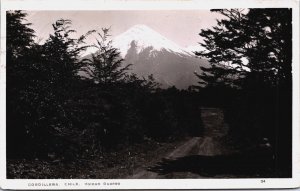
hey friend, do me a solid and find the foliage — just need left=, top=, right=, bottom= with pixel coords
left=195, top=8, right=292, bottom=176
left=6, top=13, right=95, bottom=158
left=196, top=9, right=292, bottom=89
left=6, top=10, right=35, bottom=60
left=6, top=10, right=37, bottom=157
left=7, top=12, right=204, bottom=162
left=82, top=28, right=130, bottom=85
left=195, top=9, right=247, bottom=88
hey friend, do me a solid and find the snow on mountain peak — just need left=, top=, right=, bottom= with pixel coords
left=125, top=24, right=154, bottom=33
left=112, top=24, right=190, bottom=57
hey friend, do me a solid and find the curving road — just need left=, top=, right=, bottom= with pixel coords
left=128, top=107, right=230, bottom=178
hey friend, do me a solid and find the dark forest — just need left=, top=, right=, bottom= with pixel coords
left=6, top=9, right=292, bottom=178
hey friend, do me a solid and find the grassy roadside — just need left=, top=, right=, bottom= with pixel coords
left=7, top=137, right=190, bottom=179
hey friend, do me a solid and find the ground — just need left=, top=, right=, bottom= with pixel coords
left=128, top=107, right=235, bottom=178
left=7, top=107, right=274, bottom=179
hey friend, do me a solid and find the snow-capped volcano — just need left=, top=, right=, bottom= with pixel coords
left=83, top=24, right=209, bottom=89
left=112, top=24, right=191, bottom=57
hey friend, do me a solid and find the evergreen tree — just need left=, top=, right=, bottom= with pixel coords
left=83, top=28, right=130, bottom=85
left=7, top=14, right=95, bottom=158
left=196, top=9, right=292, bottom=90
left=195, top=8, right=292, bottom=177
left=242, top=9, right=292, bottom=89
left=42, top=19, right=95, bottom=86
left=6, top=11, right=37, bottom=157
left=6, top=11, right=35, bottom=61
left=195, top=9, right=247, bottom=88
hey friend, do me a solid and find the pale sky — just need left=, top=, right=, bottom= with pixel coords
left=26, top=10, right=222, bottom=47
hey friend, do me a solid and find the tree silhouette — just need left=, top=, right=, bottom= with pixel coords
left=6, top=11, right=37, bottom=157
left=83, top=28, right=131, bottom=85
left=195, top=9, right=292, bottom=90
left=6, top=11, right=35, bottom=60
left=195, top=8, right=292, bottom=177
left=7, top=14, right=96, bottom=158
left=42, top=19, right=95, bottom=86
left=242, top=9, right=292, bottom=89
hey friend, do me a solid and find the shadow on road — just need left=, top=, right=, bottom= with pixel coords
left=148, top=150, right=276, bottom=178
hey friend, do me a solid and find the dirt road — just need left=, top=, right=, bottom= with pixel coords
left=128, top=107, right=230, bottom=178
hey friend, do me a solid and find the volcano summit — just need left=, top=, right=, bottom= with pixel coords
left=90, top=25, right=209, bottom=89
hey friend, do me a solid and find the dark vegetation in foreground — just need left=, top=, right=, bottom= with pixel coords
left=6, top=11, right=204, bottom=178
left=149, top=147, right=278, bottom=178
left=7, top=9, right=292, bottom=178
left=8, top=137, right=190, bottom=178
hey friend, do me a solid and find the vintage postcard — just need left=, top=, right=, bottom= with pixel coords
left=0, top=0, right=299, bottom=189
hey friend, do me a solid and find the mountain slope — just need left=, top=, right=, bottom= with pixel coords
left=112, top=25, right=192, bottom=57
left=83, top=24, right=209, bottom=89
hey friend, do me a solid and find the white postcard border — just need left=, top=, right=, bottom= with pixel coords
left=0, top=0, right=299, bottom=189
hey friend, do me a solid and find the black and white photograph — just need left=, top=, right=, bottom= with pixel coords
left=0, top=0, right=299, bottom=189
